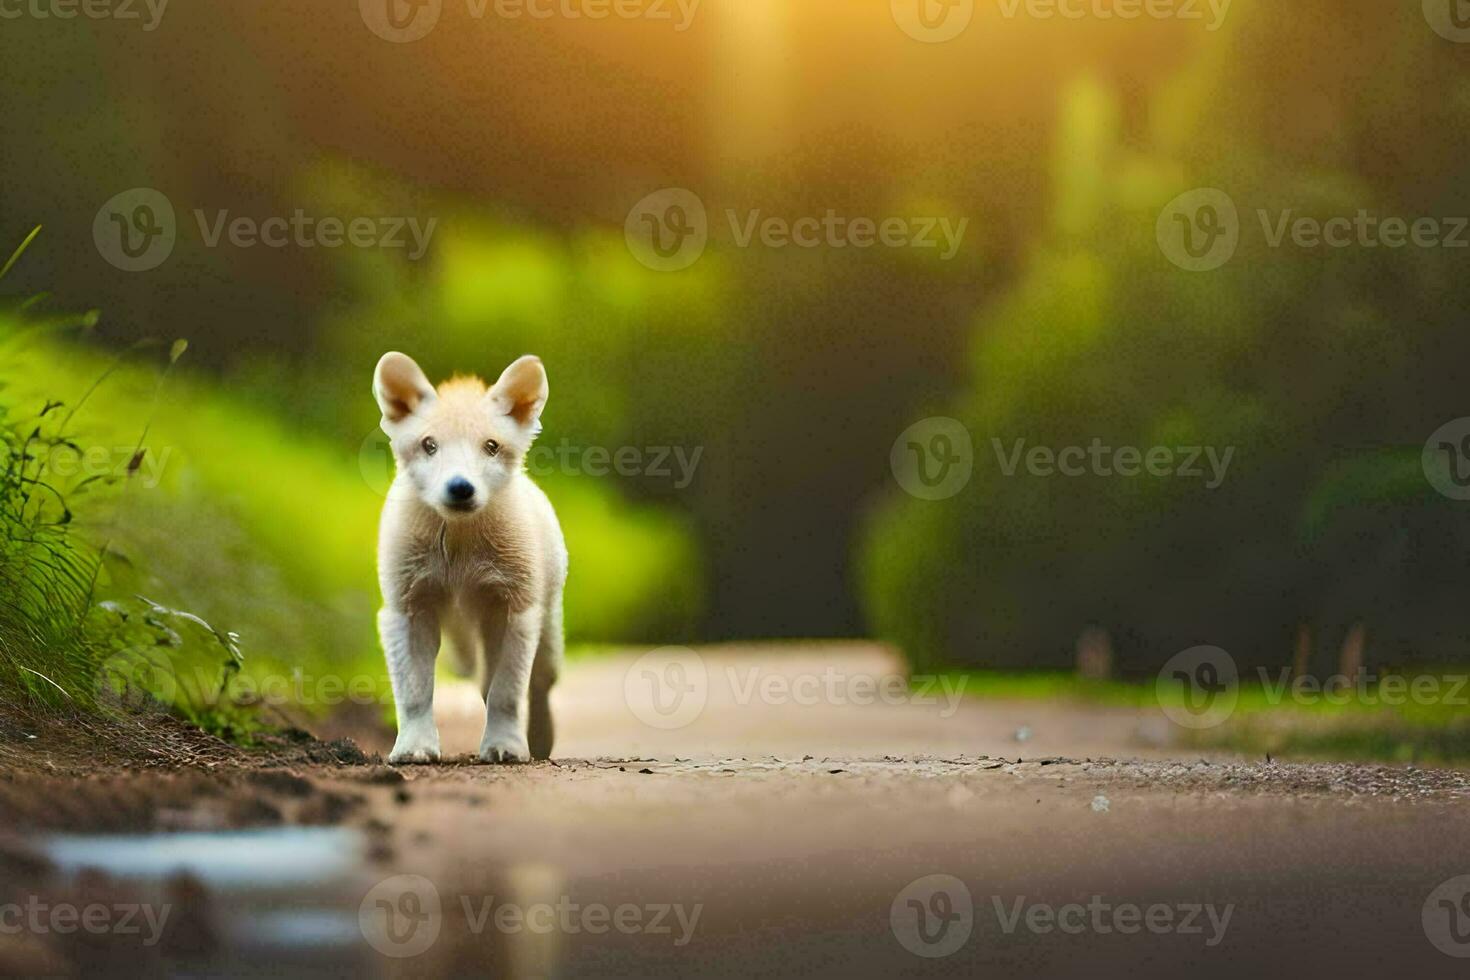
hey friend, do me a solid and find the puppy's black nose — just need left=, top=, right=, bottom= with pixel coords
left=446, top=478, right=475, bottom=502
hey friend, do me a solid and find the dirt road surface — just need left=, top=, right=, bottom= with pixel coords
left=6, top=643, right=1470, bottom=978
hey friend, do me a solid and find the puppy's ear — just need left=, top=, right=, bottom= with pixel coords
left=374, top=352, right=436, bottom=428
left=487, top=355, right=548, bottom=432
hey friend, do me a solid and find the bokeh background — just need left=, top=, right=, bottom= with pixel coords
left=3, top=0, right=1470, bottom=734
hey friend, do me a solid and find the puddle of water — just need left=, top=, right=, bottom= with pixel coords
left=41, top=827, right=363, bottom=890
left=35, top=827, right=376, bottom=977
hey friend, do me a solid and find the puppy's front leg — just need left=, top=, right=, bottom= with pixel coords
left=479, top=605, right=540, bottom=764
left=380, top=606, right=442, bottom=764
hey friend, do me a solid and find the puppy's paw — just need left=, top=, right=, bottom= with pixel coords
left=478, top=730, right=530, bottom=765
left=388, top=732, right=441, bottom=766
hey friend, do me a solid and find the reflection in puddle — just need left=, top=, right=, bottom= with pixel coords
left=37, top=827, right=374, bottom=976
left=43, top=827, right=363, bottom=888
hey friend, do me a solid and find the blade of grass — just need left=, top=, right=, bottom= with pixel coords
left=0, top=226, right=41, bottom=282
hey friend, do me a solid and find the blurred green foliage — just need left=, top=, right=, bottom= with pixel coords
left=862, top=8, right=1470, bottom=673
left=0, top=248, right=702, bottom=721
left=3, top=0, right=1469, bottom=678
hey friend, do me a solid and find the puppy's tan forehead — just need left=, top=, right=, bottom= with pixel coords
left=422, top=375, right=521, bottom=443
left=418, top=377, right=484, bottom=433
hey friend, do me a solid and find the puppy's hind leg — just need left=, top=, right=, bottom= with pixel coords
left=528, top=597, right=562, bottom=761
left=442, top=608, right=481, bottom=680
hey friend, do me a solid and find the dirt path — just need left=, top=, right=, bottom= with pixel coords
left=6, top=644, right=1470, bottom=978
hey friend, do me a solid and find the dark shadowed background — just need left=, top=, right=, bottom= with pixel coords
left=3, top=0, right=1470, bottom=696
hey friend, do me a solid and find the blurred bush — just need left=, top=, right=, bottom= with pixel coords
left=862, top=9, right=1470, bottom=673
left=0, top=291, right=702, bottom=716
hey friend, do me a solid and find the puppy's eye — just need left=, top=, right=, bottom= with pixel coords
left=484, top=439, right=501, bottom=457
left=421, top=436, right=438, bottom=456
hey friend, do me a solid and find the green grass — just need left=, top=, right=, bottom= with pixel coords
left=940, top=669, right=1470, bottom=764
left=935, top=670, right=1147, bottom=706
left=0, top=238, right=245, bottom=730
left=0, top=330, right=704, bottom=718
left=0, top=230, right=705, bottom=736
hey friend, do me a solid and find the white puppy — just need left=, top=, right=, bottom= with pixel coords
left=373, top=351, right=566, bottom=764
